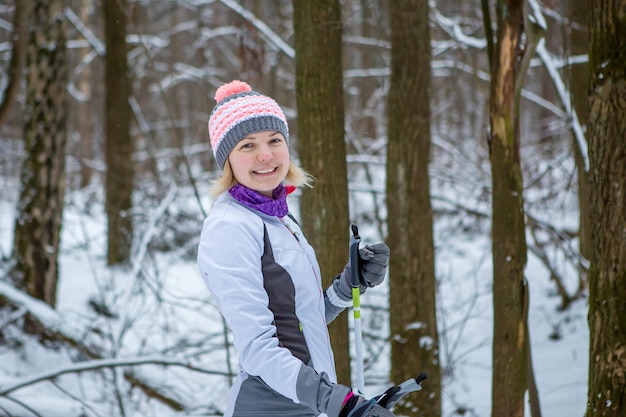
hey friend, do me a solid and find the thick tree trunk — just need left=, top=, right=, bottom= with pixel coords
left=488, top=1, right=528, bottom=417
left=292, top=0, right=351, bottom=385
left=586, top=1, right=626, bottom=415
left=104, top=0, right=134, bottom=265
left=567, top=0, right=592, bottom=283
left=11, top=0, right=68, bottom=308
left=387, top=1, right=441, bottom=416
left=76, top=0, right=94, bottom=189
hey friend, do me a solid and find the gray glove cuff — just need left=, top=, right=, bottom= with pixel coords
left=327, top=277, right=354, bottom=308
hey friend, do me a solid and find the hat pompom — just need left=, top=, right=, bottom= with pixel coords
left=214, top=80, right=252, bottom=102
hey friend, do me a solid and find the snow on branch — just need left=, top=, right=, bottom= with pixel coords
left=0, top=281, right=226, bottom=411
left=431, top=8, right=487, bottom=50
left=536, top=39, right=589, bottom=172
left=526, top=0, right=589, bottom=172
left=65, top=7, right=105, bottom=56
left=0, top=281, right=86, bottom=345
left=131, top=184, right=178, bottom=277
left=432, top=59, right=567, bottom=119
left=433, top=2, right=589, bottom=172
left=218, top=0, right=295, bottom=59
left=527, top=0, right=547, bottom=31
left=0, top=356, right=229, bottom=397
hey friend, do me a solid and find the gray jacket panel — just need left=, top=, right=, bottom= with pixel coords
left=261, top=224, right=312, bottom=364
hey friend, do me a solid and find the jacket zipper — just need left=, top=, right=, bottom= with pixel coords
left=280, top=217, right=335, bottom=368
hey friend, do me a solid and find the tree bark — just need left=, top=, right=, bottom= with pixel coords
left=76, top=0, right=95, bottom=189
left=104, top=0, right=134, bottom=265
left=586, top=1, right=626, bottom=415
left=488, top=1, right=528, bottom=417
left=292, top=0, right=351, bottom=385
left=567, top=0, right=592, bottom=283
left=11, top=0, right=68, bottom=308
left=0, top=1, right=27, bottom=130
left=387, top=1, right=441, bottom=416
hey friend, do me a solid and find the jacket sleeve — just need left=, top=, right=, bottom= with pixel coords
left=296, top=364, right=351, bottom=417
left=198, top=212, right=350, bottom=412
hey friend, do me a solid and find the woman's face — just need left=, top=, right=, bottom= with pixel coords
left=228, top=130, right=290, bottom=197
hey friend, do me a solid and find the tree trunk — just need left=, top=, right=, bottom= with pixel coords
left=11, top=0, right=68, bottom=308
left=293, top=0, right=351, bottom=386
left=76, top=0, right=95, bottom=189
left=488, top=1, right=528, bottom=417
left=0, top=1, right=27, bottom=130
left=586, top=1, right=626, bottom=415
left=566, top=0, right=592, bottom=284
left=387, top=1, right=441, bottom=416
left=104, top=0, right=134, bottom=265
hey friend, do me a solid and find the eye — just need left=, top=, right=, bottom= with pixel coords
left=239, top=142, right=254, bottom=150
left=270, top=137, right=283, bottom=144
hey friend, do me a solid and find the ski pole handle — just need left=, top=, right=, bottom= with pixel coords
left=375, top=373, right=428, bottom=410
left=349, top=224, right=361, bottom=288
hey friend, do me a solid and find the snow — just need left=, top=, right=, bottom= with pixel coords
left=0, top=1, right=593, bottom=414
left=0, top=169, right=589, bottom=417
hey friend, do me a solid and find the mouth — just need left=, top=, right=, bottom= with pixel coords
left=253, top=167, right=278, bottom=175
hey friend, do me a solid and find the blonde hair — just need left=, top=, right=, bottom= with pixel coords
left=211, top=159, right=314, bottom=196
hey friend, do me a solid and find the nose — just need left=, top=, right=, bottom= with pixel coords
left=257, top=145, right=273, bottom=162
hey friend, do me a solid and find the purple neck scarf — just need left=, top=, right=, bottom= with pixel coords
left=229, top=184, right=289, bottom=218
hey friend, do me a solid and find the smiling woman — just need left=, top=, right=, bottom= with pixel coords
left=227, top=130, right=290, bottom=197
left=208, top=81, right=311, bottom=196
left=196, top=80, right=391, bottom=417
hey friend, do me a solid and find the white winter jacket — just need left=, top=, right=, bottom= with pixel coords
left=197, top=193, right=350, bottom=417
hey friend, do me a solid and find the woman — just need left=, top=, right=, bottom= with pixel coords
left=197, top=80, right=393, bottom=417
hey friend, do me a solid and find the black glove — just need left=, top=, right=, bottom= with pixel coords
left=339, top=394, right=396, bottom=417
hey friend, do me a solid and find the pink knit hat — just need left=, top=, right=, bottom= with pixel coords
left=208, top=80, right=289, bottom=169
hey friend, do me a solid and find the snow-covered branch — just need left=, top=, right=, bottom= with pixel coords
left=431, top=8, right=487, bottom=50
left=131, top=185, right=178, bottom=277
left=65, top=7, right=105, bottom=56
left=536, top=39, right=589, bottom=172
left=218, top=0, right=295, bottom=59
left=0, top=281, right=87, bottom=347
left=0, top=281, right=224, bottom=412
left=0, top=356, right=229, bottom=397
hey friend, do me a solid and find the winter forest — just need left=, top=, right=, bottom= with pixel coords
left=0, top=0, right=625, bottom=417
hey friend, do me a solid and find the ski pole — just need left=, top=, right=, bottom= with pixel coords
left=374, top=373, right=428, bottom=410
left=349, top=224, right=365, bottom=395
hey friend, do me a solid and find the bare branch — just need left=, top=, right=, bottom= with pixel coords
left=0, top=356, right=229, bottom=397
left=218, top=0, right=295, bottom=59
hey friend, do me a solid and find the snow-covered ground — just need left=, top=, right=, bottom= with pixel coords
left=0, top=175, right=588, bottom=417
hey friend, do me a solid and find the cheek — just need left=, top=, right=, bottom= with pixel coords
left=228, top=156, right=249, bottom=178
left=278, top=148, right=290, bottom=163
left=230, top=154, right=251, bottom=169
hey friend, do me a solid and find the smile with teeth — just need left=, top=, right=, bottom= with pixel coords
left=254, top=167, right=277, bottom=174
